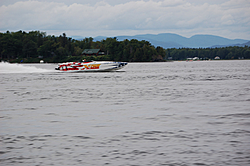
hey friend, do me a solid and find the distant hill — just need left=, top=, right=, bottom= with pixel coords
left=73, top=33, right=249, bottom=48
left=211, top=41, right=250, bottom=48
left=71, top=36, right=85, bottom=40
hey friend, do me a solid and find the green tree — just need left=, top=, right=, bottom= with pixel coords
left=0, top=33, right=18, bottom=59
left=54, top=46, right=67, bottom=62
left=38, top=40, right=56, bottom=58
left=22, top=38, right=37, bottom=58
left=244, top=49, right=250, bottom=59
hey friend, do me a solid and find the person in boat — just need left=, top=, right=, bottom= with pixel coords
left=79, top=59, right=87, bottom=63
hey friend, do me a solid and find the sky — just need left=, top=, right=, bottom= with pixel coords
left=0, top=0, right=250, bottom=40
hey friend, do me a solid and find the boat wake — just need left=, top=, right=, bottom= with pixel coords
left=0, top=62, right=51, bottom=74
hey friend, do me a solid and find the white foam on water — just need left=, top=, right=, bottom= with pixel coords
left=0, top=62, right=51, bottom=73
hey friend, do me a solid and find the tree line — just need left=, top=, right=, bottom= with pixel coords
left=0, top=30, right=249, bottom=63
left=166, top=46, right=250, bottom=60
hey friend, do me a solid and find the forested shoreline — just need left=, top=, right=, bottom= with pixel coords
left=1, top=30, right=250, bottom=63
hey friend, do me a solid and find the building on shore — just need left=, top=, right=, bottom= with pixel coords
left=82, top=49, right=105, bottom=56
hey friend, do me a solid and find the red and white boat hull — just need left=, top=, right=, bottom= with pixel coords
left=55, top=61, right=127, bottom=72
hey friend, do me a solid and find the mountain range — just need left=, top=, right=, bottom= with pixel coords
left=72, top=33, right=249, bottom=48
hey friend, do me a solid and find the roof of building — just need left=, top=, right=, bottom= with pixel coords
left=82, top=49, right=100, bottom=54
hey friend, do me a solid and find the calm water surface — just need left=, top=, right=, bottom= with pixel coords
left=0, top=60, right=250, bottom=166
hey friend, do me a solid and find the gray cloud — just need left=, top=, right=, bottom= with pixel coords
left=0, top=0, right=249, bottom=39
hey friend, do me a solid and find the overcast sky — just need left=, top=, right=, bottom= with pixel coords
left=0, top=0, right=249, bottom=40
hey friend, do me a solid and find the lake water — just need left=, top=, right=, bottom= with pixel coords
left=0, top=60, right=250, bottom=166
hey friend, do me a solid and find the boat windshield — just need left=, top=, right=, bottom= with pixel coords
left=82, top=60, right=93, bottom=62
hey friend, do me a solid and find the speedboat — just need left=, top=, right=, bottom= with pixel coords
left=55, top=60, right=128, bottom=72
